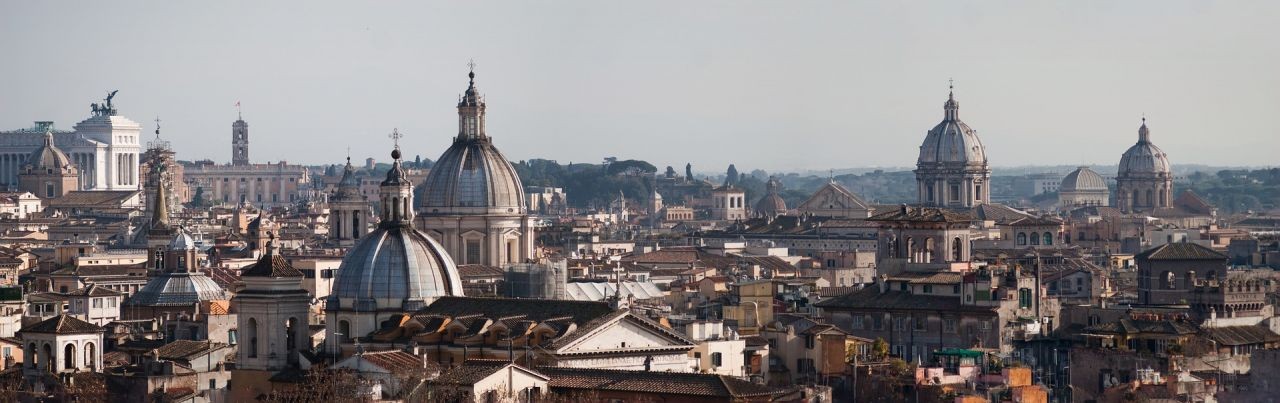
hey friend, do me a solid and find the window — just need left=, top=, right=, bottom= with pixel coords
left=950, top=184, right=960, bottom=201
left=466, top=240, right=482, bottom=264
left=914, top=314, right=926, bottom=331
left=975, top=184, right=982, bottom=200
left=894, top=317, right=907, bottom=331
left=944, top=318, right=957, bottom=333
left=851, top=315, right=864, bottom=330
left=45, top=182, right=54, bottom=198
left=923, top=285, right=932, bottom=294
left=92, top=298, right=101, bottom=308
left=927, top=186, right=934, bottom=201
left=872, top=315, right=883, bottom=330
left=1043, top=232, right=1053, bottom=246
left=1019, top=288, right=1032, bottom=309
left=1030, top=233, right=1040, bottom=245
left=711, top=352, right=722, bottom=367
left=953, top=285, right=960, bottom=294
left=804, top=335, right=815, bottom=349
left=108, top=298, right=116, bottom=308
left=1017, top=232, right=1027, bottom=245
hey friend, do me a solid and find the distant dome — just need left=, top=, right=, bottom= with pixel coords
left=334, top=158, right=362, bottom=200
left=755, top=177, right=787, bottom=216
left=1060, top=166, right=1107, bottom=192
left=329, top=223, right=462, bottom=311
left=917, top=91, right=986, bottom=166
left=1118, top=121, right=1171, bottom=176
left=25, top=130, right=77, bottom=174
left=128, top=272, right=228, bottom=307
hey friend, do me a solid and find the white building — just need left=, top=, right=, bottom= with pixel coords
left=0, top=94, right=142, bottom=191
left=18, top=314, right=104, bottom=374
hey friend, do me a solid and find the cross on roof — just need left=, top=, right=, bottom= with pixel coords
left=389, top=128, right=402, bottom=148
left=468, top=58, right=476, bottom=73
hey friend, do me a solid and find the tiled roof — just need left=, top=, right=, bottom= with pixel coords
left=869, top=206, right=974, bottom=223
left=1083, top=319, right=1197, bottom=336
left=1136, top=243, right=1227, bottom=261
left=21, top=314, right=101, bottom=334
left=540, top=366, right=776, bottom=398
left=433, top=359, right=513, bottom=385
left=968, top=204, right=1032, bottom=224
left=240, top=252, right=303, bottom=277
left=419, top=297, right=614, bottom=325
left=61, top=284, right=124, bottom=297
left=1204, top=326, right=1280, bottom=346
left=1008, top=216, right=1063, bottom=226
left=358, top=350, right=432, bottom=373
left=47, top=191, right=140, bottom=207
left=155, top=340, right=225, bottom=361
left=815, top=287, right=996, bottom=313
left=458, top=264, right=504, bottom=279
left=890, top=272, right=963, bottom=285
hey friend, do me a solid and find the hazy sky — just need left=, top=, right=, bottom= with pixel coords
left=2, top=1, right=1276, bottom=172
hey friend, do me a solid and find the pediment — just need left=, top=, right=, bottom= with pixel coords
left=798, top=183, right=870, bottom=212
left=554, top=313, right=693, bottom=354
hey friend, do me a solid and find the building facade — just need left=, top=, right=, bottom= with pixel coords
left=183, top=116, right=311, bottom=207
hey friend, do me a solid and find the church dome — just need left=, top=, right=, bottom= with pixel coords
left=334, top=157, right=362, bottom=200
left=755, top=177, right=787, bottom=216
left=330, top=145, right=462, bottom=312
left=1060, top=166, right=1107, bottom=192
left=25, top=130, right=77, bottom=174
left=420, top=71, right=526, bottom=215
left=1118, top=120, right=1171, bottom=177
left=917, top=90, right=986, bottom=166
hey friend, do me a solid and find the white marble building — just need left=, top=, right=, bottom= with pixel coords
left=0, top=95, right=141, bottom=191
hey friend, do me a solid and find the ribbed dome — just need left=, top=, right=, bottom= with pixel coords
left=918, top=91, right=986, bottom=166
left=168, top=231, right=196, bottom=251
left=329, top=224, right=463, bottom=311
left=25, top=130, right=76, bottom=174
left=128, top=271, right=228, bottom=307
left=1118, top=121, right=1171, bottom=176
left=420, top=71, right=526, bottom=215
left=1060, top=166, right=1107, bottom=192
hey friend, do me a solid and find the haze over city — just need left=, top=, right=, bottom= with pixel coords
left=2, top=1, right=1277, bottom=171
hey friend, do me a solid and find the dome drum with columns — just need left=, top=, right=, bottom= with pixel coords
left=1116, top=119, right=1173, bottom=213
left=326, top=142, right=463, bottom=347
left=915, top=86, right=990, bottom=208
left=1059, top=166, right=1109, bottom=208
left=417, top=69, right=535, bottom=267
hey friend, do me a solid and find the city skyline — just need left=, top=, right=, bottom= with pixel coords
left=2, top=1, right=1276, bottom=171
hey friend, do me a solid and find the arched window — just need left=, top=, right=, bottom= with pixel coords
left=952, top=237, right=963, bottom=262
left=84, top=342, right=96, bottom=370
left=905, top=237, right=916, bottom=263
left=1017, top=233, right=1027, bottom=246
left=64, top=343, right=76, bottom=371
left=352, top=212, right=360, bottom=238
left=1164, top=271, right=1176, bottom=289
left=43, top=343, right=52, bottom=372
left=1131, top=192, right=1139, bottom=207
left=924, top=238, right=936, bottom=264
left=247, top=318, right=259, bottom=358
left=1186, top=271, right=1197, bottom=288
left=339, top=320, right=351, bottom=343
left=1159, top=190, right=1167, bottom=206
left=1030, top=233, right=1040, bottom=245
left=1145, top=190, right=1153, bottom=206
left=1043, top=232, right=1053, bottom=246
left=27, top=343, right=36, bottom=370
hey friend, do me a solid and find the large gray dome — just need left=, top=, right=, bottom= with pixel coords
left=420, top=140, right=525, bottom=214
left=917, top=92, right=986, bottom=166
left=420, top=71, right=526, bottom=216
left=1118, top=122, right=1171, bottom=176
left=1060, top=166, right=1107, bottom=192
left=328, top=223, right=463, bottom=312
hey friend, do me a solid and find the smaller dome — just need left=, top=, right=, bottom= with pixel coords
left=334, top=157, right=362, bottom=200
left=755, top=194, right=787, bottom=216
left=25, top=130, right=76, bottom=174
left=1060, top=167, right=1107, bottom=192
left=168, top=230, right=196, bottom=251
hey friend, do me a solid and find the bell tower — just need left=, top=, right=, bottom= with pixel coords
left=232, top=112, right=249, bottom=166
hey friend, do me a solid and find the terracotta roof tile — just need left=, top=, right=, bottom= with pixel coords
left=21, top=314, right=101, bottom=334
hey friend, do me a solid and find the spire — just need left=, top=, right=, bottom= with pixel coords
left=153, top=167, right=171, bottom=229
left=943, top=79, right=959, bottom=121
left=1138, top=116, right=1150, bottom=143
